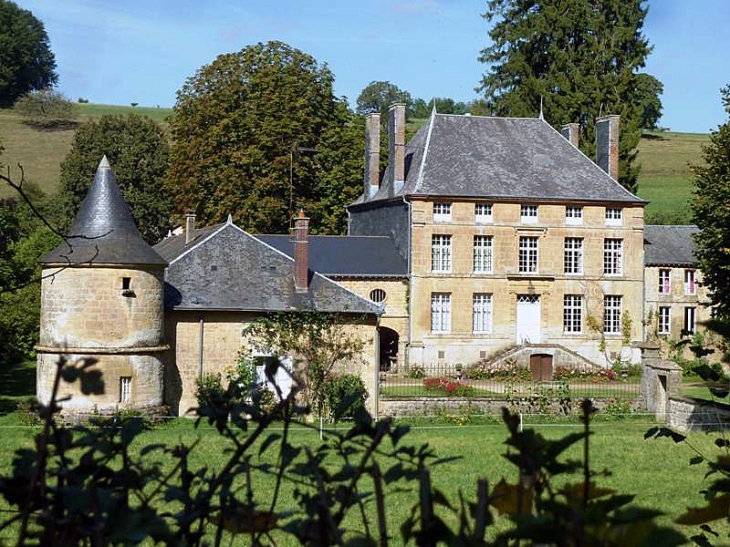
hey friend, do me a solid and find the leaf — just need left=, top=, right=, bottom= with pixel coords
left=690, top=456, right=705, bottom=465
left=676, top=494, right=730, bottom=525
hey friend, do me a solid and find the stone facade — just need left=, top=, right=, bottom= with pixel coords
left=407, top=199, right=645, bottom=369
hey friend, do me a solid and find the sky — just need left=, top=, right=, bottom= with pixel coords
left=19, top=0, right=730, bottom=134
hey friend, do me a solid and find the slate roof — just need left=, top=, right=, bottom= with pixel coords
left=42, top=156, right=167, bottom=266
left=157, top=221, right=382, bottom=315
left=256, top=235, right=407, bottom=277
left=644, top=225, right=699, bottom=267
left=352, top=113, right=644, bottom=207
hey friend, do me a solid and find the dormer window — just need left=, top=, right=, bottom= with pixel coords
left=605, top=207, right=622, bottom=226
left=520, top=204, right=538, bottom=224
left=566, top=206, right=583, bottom=225
left=475, top=203, right=493, bottom=223
left=433, top=202, right=452, bottom=223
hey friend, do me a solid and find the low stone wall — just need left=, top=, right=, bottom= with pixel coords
left=667, top=397, right=730, bottom=432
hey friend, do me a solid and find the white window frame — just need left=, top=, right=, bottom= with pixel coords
left=603, top=295, right=622, bottom=335
left=520, top=204, right=538, bottom=224
left=659, top=269, right=671, bottom=294
left=473, top=235, right=493, bottom=273
left=120, top=376, right=132, bottom=403
left=605, top=207, right=623, bottom=226
left=563, top=295, right=583, bottom=334
left=603, top=238, right=623, bottom=276
left=431, top=293, right=451, bottom=333
left=475, top=203, right=493, bottom=223
left=684, top=270, right=697, bottom=295
left=433, top=202, right=452, bottom=223
left=431, top=234, right=452, bottom=273
left=564, top=237, right=584, bottom=275
left=658, top=306, right=671, bottom=335
left=472, top=293, right=493, bottom=333
left=566, top=206, right=583, bottom=226
left=684, top=306, right=696, bottom=334
left=519, top=236, right=539, bottom=273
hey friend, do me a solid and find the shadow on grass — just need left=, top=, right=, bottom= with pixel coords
left=641, top=132, right=668, bottom=141
left=0, top=360, right=35, bottom=416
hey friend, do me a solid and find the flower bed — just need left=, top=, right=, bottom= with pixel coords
left=423, top=377, right=475, bottom=396
left=554, top=366, right=616, bottom=383
left=464, top=360, right=532, bottom=382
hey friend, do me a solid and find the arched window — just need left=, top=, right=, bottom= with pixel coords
left=369, top=289, right=386, bottom=303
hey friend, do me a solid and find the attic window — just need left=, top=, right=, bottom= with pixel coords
left=369, top=289, right=387, bottom=303
left=433, top=202, right=452, bottom=222
left=210, top=265, right=218, bottom=271
left=475, top=203, right=493, bottom=223
left=605, top=207, right=622, bottom=226
left=566, top=206, right=583, bottom=225
left=520, top=204, right=538, bottom=224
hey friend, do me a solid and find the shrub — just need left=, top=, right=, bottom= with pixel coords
left=423, top=377, right=475, bottom=396
left=554, top=366, right=616, bottom=383
left=464, top=359, right=532, bottom=381
left=408, top=364, right=425, bottom=379
left=13, top=88, right=77, bottom=129
left=324, top=373, right=368, bottom=420
left=195, top=372, right=225, bottom=408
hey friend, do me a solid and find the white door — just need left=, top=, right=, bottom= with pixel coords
left=516, top=295, right=541, bottom=344
left=255, top=355, right=293, bottom=399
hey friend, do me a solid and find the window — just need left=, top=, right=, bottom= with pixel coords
left=119, top=377, right=131, bottom=403
left=564, top=238, right=584, bottom=275
left=603, top=239, right=623, bottom=275
left=433, top=202, right=452, bottom=222
left=684, top=307, right=696, bottom=334
left=519, top=236, right=539, bottom=273
left=659, top=269, right=671, bottom=294
left=475, top=203, right=493, bottom=223
left=658, top=306, right=671, bottom=335
left=121, top=277, right=131, bottom=290
left=563, top=295, right=583, bottom=334
left=603, top=295, right=622, bottom=334
left=473, top=294, right=493, bottom=333
left=520, top=204, right=538, bottom=223
left=473, top=235, right=493, bottom=273
left=566, top=206, right=583, bottom=225
left=431, top=293, right=451, bottom=333
left=431, top=235, right=452, bottom=272
left=605, top=207, right=623, bottom=226
left=369, top=289, right=386, bottom=303
left=685, top=270, right=697, bottom=295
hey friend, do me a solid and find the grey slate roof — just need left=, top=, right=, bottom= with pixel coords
left=159, top=222, right=382, bottom=315
left=153, top=223, right=224, bottom=263
left=42, top=156, right=167, bottom=266
left=644, top=225, right=699, bottom=267
left=256, top=235, right=407, bottom=277
left=352, top=113, right=644, bottom=207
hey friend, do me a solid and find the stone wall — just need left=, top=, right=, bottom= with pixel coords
left=667, top=397, right=730, bottom=432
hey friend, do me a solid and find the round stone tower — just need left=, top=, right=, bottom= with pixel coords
left=36, top=156, right=168, bottom=413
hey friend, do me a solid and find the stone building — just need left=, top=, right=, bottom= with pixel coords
left=643, top=225, right=712, bottom=344
left=347, top=106, right=646, bottom=369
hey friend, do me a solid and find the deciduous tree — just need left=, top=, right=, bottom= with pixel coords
left=356, top=80, right=413, bottom=118
left=13, top=88, right=77, bottom=129
left=478, top=0, right=658, bottom=193
left=58, top=114, right=172, bottom=244
left=0, top=1, right=58, bottom=107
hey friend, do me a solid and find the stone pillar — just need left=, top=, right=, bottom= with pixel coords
left=639, top=342, right=682, bottom=420
left=294, top=210, right=310, bottom=293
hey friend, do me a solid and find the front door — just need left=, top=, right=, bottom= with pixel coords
left=516, top=295, right=541, bottom=344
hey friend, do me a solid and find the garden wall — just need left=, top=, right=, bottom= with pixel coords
left=667, top=397, right=730, bottom=432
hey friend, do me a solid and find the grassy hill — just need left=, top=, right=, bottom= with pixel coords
left=0, top=106, right=709, bottom=223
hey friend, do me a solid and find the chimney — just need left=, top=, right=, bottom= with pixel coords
left=388, top=103, right=406, bottom=193
left=596, top=115, right=620, bottom=181
left=560, top=123, right=580, bottom=148
left=364, top=113, right=381, bottom=199
left=294, top=209, right=309, bottom=293
left=185, top=211, right=196, bottom=245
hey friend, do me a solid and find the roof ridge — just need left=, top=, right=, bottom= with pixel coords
left=415, top=109, right=437, bottom=193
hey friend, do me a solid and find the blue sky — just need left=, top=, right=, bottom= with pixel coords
left=20, top=0, right=730, bottom=133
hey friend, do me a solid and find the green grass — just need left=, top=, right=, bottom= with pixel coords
left=0, top=360, right=36, bottom=415
left=76, top=102, right=173, bottom=122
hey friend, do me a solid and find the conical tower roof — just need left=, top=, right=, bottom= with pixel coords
left=42, top=156, right=167, bottom=266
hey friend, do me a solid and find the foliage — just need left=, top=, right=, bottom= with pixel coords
left=57, top=114, right=172, bottom=244
left=505, top=379, right=573, bottom=415
left=621, top=310, right=633, bottom=345
left=603, top=399, right=635, bottom=420
left=692, top=94, right=730, bottom=316
left=167, top=41, right=363, bottom=235
left=195, top=372, right=226, bottom=409
left=408, top=364, right=425, bottom=379
left=355, top=80, right=413, bottom=117
left=464, top=359, right=533, bottom=382
left=635, top=73, right=664, bottom=130
left=323, top=373, right=368, bottom=420
left=242, top=310, right=367, bottom=421
left=410, top=96, right=469, bottom=118
left=0, top=0, right=57, bottom=107
left=722, top=83, right=730, bottom=115
left=554, top=365, right=616, bottom=383
left=423, top=377, right=475, bottom=397
left=478, top=0, right=657, bottom=194
left=13, top=88, right=77, bottom=129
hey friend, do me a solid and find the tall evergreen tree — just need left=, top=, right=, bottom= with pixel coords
left=478, top=0, right=657, bottom=193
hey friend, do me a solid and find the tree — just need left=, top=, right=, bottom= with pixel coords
left=691, top=87, right=730, bottom=316
left=0, top=1, right=58, bottom=107
left=634, top=73, right=663, bottom=130
left=13, top=88, right=77, bottom=129
left=58, top=114, right=172, bottom=244
left=722, top=84, right=730, bottom=115
left=477, top=0, right=658, bottom=194
left=167, top=41, right=363, bottom=234
left=356, top=80, right=413, bottom=118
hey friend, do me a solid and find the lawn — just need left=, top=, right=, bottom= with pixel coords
left=0, top=360, right=35, bottom=416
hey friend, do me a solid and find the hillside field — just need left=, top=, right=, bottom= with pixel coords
left=0, top=106, right=709, bottom=224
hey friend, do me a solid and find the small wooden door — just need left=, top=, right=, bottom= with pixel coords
left=529, top=354, right=553, bottom=381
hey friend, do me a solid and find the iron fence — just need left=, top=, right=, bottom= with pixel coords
left=379, top=362, right=642, bottom=400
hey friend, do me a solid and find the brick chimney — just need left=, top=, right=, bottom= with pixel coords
left=388, top=103, right=406, bottom=193
left=364, top=113, right=380, bottom=199
left=596, top=115, right=620, bottom=181
left=560, top=123, right=580, bottom=148
left=294, top=209, right=309, bottom=293
left=185, top=211, right=196, bottom=245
